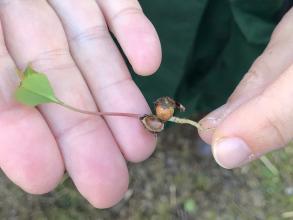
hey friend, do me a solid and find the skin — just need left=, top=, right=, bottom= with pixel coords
left=0, top=0, right=161, bottom=208
left=0, top=0, right=292, bottom=209
left=199, top=8, right=293, bottom=169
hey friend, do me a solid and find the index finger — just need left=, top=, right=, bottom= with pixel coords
left=96, top=0, right=162, bottom=75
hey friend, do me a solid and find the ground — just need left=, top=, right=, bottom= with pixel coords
left=0, top=125, right=292, bottom=220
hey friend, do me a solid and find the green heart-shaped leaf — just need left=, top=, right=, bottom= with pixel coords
left=15, top=66, right=60, bottom=106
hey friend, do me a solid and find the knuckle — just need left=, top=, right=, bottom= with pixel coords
left=248, top=55, right=272, bottom=81
left=30, top=48, right=75, bottom=72
left=258, top=95, right=288, bottom=146
left=227, top=54, right=272, bottom=104
left=263, top=111, right=287, bottom=147
left=70, top=25, right=110, bottom=43
left=55, top=116, right=100, bottom=145
left=96, top=77, right=132, bottom=92
left=110, top=6, right=142, bottom=23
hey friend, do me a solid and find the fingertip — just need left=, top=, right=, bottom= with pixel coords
left=61, top=126, right=130, bottom=209
left=115, top=14, right=162, bottom=76
left=74, top=158, right=129, bottom=209
left=0, top=107, right=64, bottom=195
left=198, top=127, right=213, bottom=145
left=86, top=174, right=129, bottom=209
left=211, top=137, right=253, bottom=169
left=2, top=140, right=65, bottom=195
left=198, top=104, right=230, bottom=144
left=97, top=80, right=158, bottom=163
left=198, top=118, right=218, bottom=145
left=16, top=161, right=64, bottom=195
left=131, top=24, right=162, bottom=76
left=122, top=128, right=157, bottom=163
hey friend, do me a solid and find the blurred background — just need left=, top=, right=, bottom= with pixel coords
left=0, top=125, right=292, bottom=219
left=1, top=0, right=293, bottom=219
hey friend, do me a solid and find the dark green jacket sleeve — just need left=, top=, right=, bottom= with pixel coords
left=132, top=0, right=283, bottom=115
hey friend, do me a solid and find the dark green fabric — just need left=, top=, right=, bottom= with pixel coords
left=132, top=0, right=283, bottom=115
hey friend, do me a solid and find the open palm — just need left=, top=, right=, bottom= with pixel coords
left=0, top=0, right=161, bottom=208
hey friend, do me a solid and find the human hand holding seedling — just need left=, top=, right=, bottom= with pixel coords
left=14, top=64, right=204, bottom=210
left=0, top=0, right=161, bottom=208
left=199, top=8, right=293, bottom=169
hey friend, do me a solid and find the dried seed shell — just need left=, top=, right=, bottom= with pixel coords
left=140, top=114, right=164, bottom=133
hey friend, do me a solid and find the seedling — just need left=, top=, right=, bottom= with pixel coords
left=140, top=97, right=203, bottom=133
left=14, top=65, right=204, bottom=133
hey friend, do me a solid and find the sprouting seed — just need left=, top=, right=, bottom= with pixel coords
left=141, top=97, right=203, bottom=133
left=154, top=97, right=185, bottom=122
left=14, top=64, right=204, bottom=134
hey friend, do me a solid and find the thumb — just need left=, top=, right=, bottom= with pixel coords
left=199, top=8, right=293, bottom=144
left=210, top=63, right=293, bottom=169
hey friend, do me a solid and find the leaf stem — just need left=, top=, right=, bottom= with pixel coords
left=168, top=116, right=203, bottom=130
left=58, top=101, right=142, bottom=118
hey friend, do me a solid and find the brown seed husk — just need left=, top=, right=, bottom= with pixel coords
left=140, top=115, right=164, bottom=133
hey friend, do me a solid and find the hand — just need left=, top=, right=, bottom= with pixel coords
left=199, top=8, right=293, bottom=169
left=0, top=0, right=161, bottom=208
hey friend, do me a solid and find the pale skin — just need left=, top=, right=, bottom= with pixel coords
left=199, top=8, right=293, bottom=169
left=0, top=0, right=291, bottom=209
left=0, top=0, right=161, bottom=208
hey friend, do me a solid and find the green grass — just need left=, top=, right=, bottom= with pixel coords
left=0, top=126, right=292, bottom=220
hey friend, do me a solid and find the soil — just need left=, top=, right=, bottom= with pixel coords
left=0, top=125, right=292, bottom=220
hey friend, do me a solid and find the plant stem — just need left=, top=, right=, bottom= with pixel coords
left=260, top=156, right=279, bottom=176
left=58, top=101, right=142, bottom=118
left=168, top=116, right=203, bottom=131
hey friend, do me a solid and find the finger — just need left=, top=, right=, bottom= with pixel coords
left=49, top=0, right=157, bottom=162
left=211, top=63, right=293, bottom=169
left=199, top=8, right=293, bottom=143
left=96, top=0, right=162, bottom=75
left=0, top=0, right=128, bottom=208
left=0, top=22, right=64, bottom=194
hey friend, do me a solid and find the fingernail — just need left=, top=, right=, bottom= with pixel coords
left=212, top=137, right=253, bottom=169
